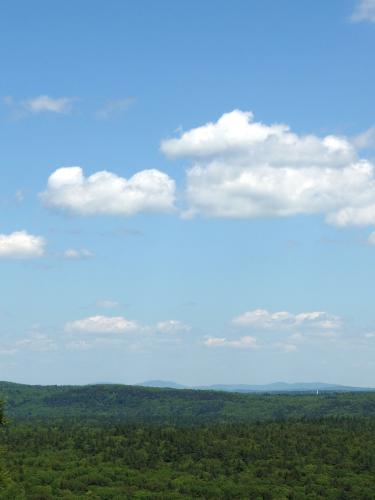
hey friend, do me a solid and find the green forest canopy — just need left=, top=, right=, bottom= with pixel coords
left=2, top=384, right=375, bottom=498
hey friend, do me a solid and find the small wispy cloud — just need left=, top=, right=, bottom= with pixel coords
left=352, top=127, right=375, bottom=149
left=24, top=95, right=75, bottom=113
left=368, top=231, right=375, bottom=245
left=96, top=97, right=135, bottom=118
left=4, top=95, right=76, bottom=117
left=204, top=335, right=260, bottom=349
left=95, top=299, right=119, bottom=309
left=65, top=315, right=140, bottom=334
left=274, top=342, right=298, bottom=353
left=351, top=0, right=375, bottom=23
left=65, top=339, right=93, bottom=351
left=232, top=309, right=341, bottom=331
left=16, top=332, right=58, bottom=352
left=0, top=348, right=18, bottom=356
left=63, top=248, right=94, bottom=260
left=156, top=320, right=191, bottom=334
left=15, top=190, right=24, bottom=203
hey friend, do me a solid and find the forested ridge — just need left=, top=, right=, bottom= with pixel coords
left=3, top=381, right=375, bottom=424
left=2, top=384, right=375, bottom=497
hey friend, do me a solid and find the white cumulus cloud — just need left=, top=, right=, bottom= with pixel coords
left=41, top=167, right=176, bottom=216
left=65, top=315, right=139, bottom=334
left=162, top=110, right=355, bottom=166
left=232, top=309, right=341, bottom=331
left=162, top=110, right=375, bottom=226
left=0, top=231, right=45, bottom=259
left=204, top=335, right=260, bottom=349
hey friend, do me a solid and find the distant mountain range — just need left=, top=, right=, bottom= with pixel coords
left=138, top=380, right=187, bottom=389
left=138, top=380, right=375, bottom=393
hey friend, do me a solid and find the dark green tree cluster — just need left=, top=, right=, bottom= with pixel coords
left=0, top=399, right=21, bottom=498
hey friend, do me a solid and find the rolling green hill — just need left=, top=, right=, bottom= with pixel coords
left=2, top=381, right=375, bottom=424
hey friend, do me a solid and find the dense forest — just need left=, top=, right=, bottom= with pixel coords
left=2, top=419, right=375, bottom=498
left=2, top=384, right=375, bottom=498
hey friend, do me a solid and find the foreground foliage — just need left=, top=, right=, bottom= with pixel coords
left=2, top=418, right=375, bottom=499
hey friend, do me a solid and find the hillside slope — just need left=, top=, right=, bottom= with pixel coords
left=2, top=381, right=375, bottom=424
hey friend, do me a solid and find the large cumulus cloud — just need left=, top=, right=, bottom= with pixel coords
left=162, top=110, right=375, bottom=226
left=41, top=167, right=176, bottom=216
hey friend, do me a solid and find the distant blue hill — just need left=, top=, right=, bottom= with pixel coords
left=137, top=380, right=186, bottom=389
left=138, top=381, right=375, bottom=393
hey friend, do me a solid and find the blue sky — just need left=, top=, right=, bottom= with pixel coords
left=1, top=0, right=375, bottom=386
